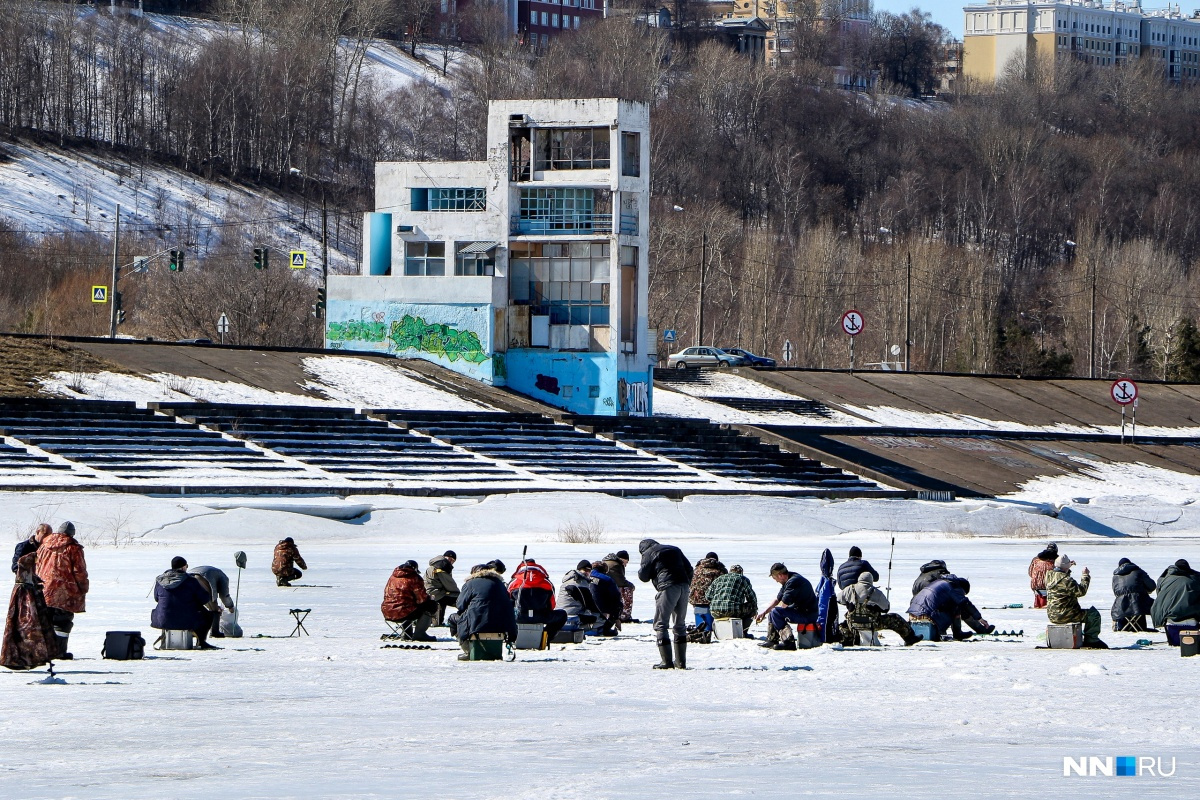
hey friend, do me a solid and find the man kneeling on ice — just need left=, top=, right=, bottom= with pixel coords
left=382, top=560, right=438, bottom=642
left=152, top=557, right=219, bottom=650
left=908, top=575, right=981, bottom=642
left=839, top=572, right=921, bottom=646
left=448, top=564, right=517, bottom=661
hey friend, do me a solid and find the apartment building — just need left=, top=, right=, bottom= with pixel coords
left=327, top=99, right=654, bottom=417
left=963, top=0, right=1200, bottom=82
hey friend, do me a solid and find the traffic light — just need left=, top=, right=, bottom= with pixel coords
left=316, top=287, right=327, bottom=311
left=169, top=250, right=184, bottom=272
left=253, top=247, right=268, bottom=270
left=116, top=309, right=126, bottom=325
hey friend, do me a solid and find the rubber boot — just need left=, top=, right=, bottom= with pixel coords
left=673, top=638, right=687, bottom=670
left=653, top=642, right=674, bottom=669
left=758, top=622, right=779, bottom=648
left=56, top=631, right=72, bottom=660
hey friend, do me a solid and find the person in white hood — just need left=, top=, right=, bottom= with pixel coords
left=837, top=572, right=922, bottom=646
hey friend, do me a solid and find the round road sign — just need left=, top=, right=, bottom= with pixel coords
left=841, top=309, right=864, bottom=337
left=1110, top=379, right=1138, bottom=406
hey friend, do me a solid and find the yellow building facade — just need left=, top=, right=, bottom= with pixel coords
left=963, top=0, right=1200, bottom=82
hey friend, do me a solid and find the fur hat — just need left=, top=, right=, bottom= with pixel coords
left=56, top=521, right=76, bottom=537
left=849, top=546, right=862, bottom=558
left=731, top=565, right=744, bottom=574
left=487, top=559, right=506, bottom=575
left=470, top=564, right=489, bottom=574
left=1055, top=554, right=1073, bottom=572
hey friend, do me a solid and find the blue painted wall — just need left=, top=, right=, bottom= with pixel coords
left=505, top=349, right=622, bottom=415
left=365, top=213, right=392, bottom=276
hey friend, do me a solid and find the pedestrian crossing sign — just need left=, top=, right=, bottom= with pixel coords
left=92, top=286, right=108, bottom=303
left=290, top=250, right=307, bottom=269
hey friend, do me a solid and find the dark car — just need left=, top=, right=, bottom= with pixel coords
left=721, top=347, right=776, bottom=367
left=177, top=338, right=213, bottom=345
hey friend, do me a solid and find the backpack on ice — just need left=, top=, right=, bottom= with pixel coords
left=102, top=631, right=145, bottom=660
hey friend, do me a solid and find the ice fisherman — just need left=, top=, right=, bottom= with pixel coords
left=589, top=561, right=622, bottom=636
left=1151, top=559, right=1200, bottom=629
left=424, top=550, right=460, bottom=626
left=448, top=564, right=516, bottom=661
left=911, top=560, right=993, bottom=637
left=638, top=538, right=694, bottom=669
left=382, top=559, right=437, bottom=642
left=11, top=524, right=49, bottom=574
left=508, top=558, right=567, bottom=642
left=1028, top=542, right=1058, bottom=609
left=272, top=537, right=307, bottom=587
left=837, top=546, right=878, bottom=590
left=35, top=521, right=88, bottom=660
left=756, top=562, right=818, bottom=651
left=1110, top=558, right=1156, bottom=633
left=1044, top=554, right=1107, bottom=649
left=603, top=551, right=635, bottom=622
left=152, top=557, right=219, bottom=650
left=188, top=565, right=237, bottom=638
left=689, top=552, right=727, bottom=632
left=838, top=571, right=921, bottom=646
left=704, top=565, right=758, bottom=636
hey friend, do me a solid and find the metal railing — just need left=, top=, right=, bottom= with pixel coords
left=511, top=213, right=614, bottom=235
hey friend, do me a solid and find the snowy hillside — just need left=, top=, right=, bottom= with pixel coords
left=0, top=10, right=459, bottom=272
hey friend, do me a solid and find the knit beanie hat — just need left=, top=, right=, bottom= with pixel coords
left=615, top=550, right=629, bottom=560
left=576, top=559, right=593, bottom=572
left=705, top=552, right=719, bottom=561
left=402, top=560, right=418, bottom=570
left=858, top=571, right=875, bottom=584
left=57, top=521, right=76, bottom=537
left=849, top=546, right=862, bottom=558
left=170, top=556, right=187, bottom=570
left=444, top=550, right=457, bottom=560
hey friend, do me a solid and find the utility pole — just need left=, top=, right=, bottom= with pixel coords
left=904, top=251, right=912, bottom=372
left=321, top=190, right=329, bottom=328
left=1089, top=258, right=1096, bottom=379
left=109, top=203, right=120, bottom=339
left=695, top=230, right=707, bottom=347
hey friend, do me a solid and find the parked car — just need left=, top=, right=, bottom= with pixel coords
left=176, top=338, right=213, bottom=345
left=721, top=347, right=776, bottom=367
left=666, top=346, right=747, bottom=370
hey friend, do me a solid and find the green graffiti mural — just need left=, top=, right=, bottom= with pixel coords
left=390, top=315, right=487, bottom=364
left=327, top=320, right=388, bottom=343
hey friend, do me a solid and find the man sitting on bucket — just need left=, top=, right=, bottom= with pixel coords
left=448, top=564, right=516, bottom=661
left=756, top=563, right=818, bottom=651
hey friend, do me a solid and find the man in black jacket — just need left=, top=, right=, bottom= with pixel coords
left=638, top=538, right=694, bottom=669
left=836, top=546, right=879, bottom=590
left=448, top=564, right=517, bottom=661
left=11, top=524, right=49, bottom=574
left=756, top=563, right=818, bottom=650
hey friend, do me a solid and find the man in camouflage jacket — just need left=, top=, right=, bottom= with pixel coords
left=1044, top=554, right=1106, bottom=648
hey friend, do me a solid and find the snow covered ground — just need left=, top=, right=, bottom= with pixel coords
left=2, top=491, right=1198, bottom=798
left=38, top=355, right=490, bottom=412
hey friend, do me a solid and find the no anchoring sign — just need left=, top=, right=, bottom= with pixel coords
left=1110, top=379, right=1138, bottom=406
left=841, top=309, right=864, bottom=337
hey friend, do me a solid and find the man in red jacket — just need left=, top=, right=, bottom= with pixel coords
left=508, top=559, right=568, bottom=642
left=382, top=560, right=437, bottom=641
left=34, top=521, right=89, bottom=659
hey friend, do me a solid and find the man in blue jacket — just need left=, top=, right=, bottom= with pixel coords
left=151, top=556, right=218, bottom=650
left=756, top=563, right=818, bottom=651
left=638, top=539, right=694, bottom=669
left=836, top=547, right=879, bottom=590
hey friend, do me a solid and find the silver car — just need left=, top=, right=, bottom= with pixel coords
left=666, top=346, right=747, bottom=370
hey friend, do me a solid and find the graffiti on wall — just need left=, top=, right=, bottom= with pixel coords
left=617, top=378, right=649, bottom=417
left=325, top=301, right=493, bottom=381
